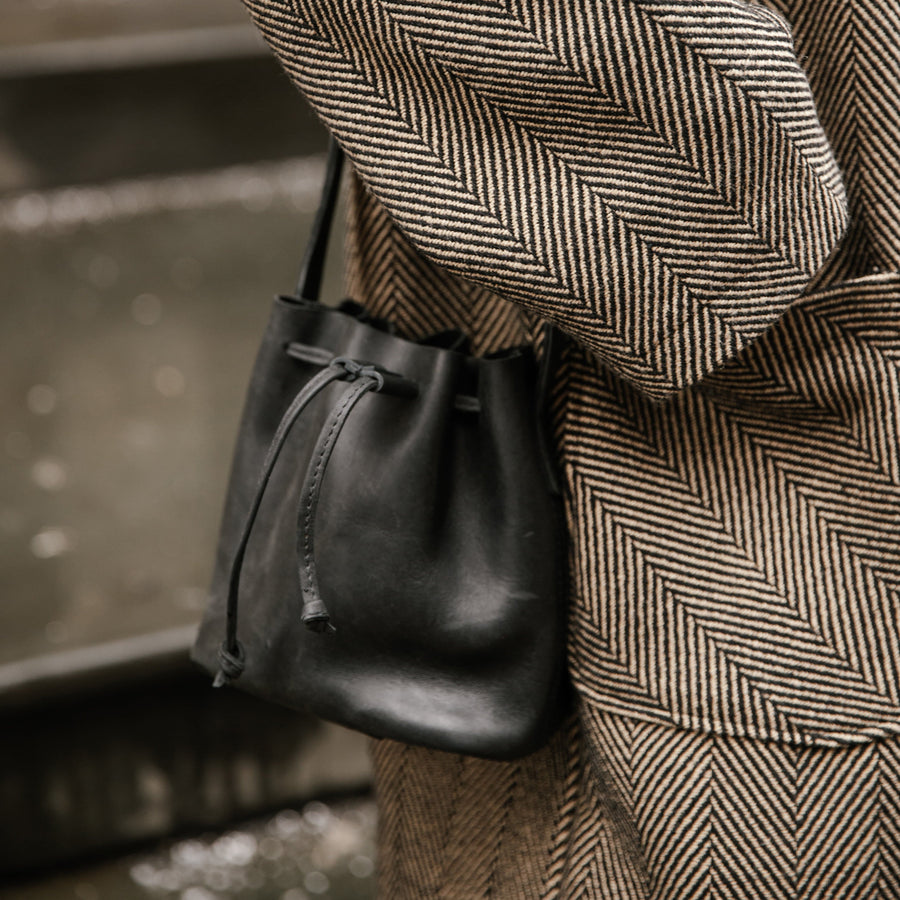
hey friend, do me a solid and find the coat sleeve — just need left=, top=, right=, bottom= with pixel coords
left=243, top=0, right=847, bottom=400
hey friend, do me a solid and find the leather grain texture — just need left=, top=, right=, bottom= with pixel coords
left=192, top=295, right=567, bottom=760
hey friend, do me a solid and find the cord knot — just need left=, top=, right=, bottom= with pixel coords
left=331, top=357, right=385, bottom=390
left=213, top=640, right=246, bottom=687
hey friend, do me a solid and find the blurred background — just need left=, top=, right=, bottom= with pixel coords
left=0, top=1, right=375, bottom=897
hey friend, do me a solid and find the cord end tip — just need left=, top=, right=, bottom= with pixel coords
left=304, top=615, right=336, bottom=635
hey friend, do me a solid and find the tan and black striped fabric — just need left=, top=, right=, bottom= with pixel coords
left=241, top=0, right=900, bottom=896
left=246, top=0, right=848, bottom=399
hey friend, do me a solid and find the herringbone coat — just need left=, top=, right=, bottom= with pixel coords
left=243, top=0, right=900, bottom=895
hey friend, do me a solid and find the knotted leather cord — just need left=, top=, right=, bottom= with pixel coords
left=215, top=363, right=354, bottom=685
left=215, top=353, right=414, bottom=683
left=296, top=364, right=385, bottom=633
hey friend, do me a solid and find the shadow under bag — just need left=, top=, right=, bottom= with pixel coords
left=191, top=140, right=569, bottom=760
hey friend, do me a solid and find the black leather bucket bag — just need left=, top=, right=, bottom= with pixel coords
left=191, top=141, right=568, bottom=760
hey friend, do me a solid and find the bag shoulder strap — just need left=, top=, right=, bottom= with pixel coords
left=295, top=137, right=345, bottom=303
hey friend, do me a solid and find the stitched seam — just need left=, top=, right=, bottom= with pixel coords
left=303, top=385, right=357, bottom=579
left=302, top=380, right=374, bottom=583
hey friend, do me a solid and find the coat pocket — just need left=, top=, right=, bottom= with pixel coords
left=564, top=272, right=900, bottom=747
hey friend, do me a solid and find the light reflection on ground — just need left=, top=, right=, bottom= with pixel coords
left=2, top=797, right=377, bottom=900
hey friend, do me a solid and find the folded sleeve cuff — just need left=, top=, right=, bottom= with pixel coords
left=246, top=0, right=848, bottom=399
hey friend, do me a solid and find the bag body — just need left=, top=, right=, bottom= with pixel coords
left=192, top=290, right=567, bottom=759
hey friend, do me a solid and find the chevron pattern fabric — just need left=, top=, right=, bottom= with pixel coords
left=241, top=0, right=900, bottom=895
left=369, top=705, right=900, bottom=898
left=768, top=0, right=900, bottom=285
left=244, top=0, right=848, bottom=398
left=564, top=270, right=900, bottom=747
left=345, top=169, right=900, bottom=899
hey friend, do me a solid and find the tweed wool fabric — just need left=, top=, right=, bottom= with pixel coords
left=241, top=0, right=900, bottom=895
left=345, top=170, right=900, bottom=899
left=243, top=0, right=848, bottom=399
left=368, top=708, right=900, bottom=898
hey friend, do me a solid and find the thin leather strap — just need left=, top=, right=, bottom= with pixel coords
left=295, top=136, right=344, bottom=303
left=296, top=372, right=384, bottom=632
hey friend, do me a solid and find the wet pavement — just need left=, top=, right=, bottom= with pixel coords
left=1, top=796, right=377, bottom=900
left=0, top=156, right=343, bottom=667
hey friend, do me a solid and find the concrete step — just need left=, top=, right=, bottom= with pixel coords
left=0, top=0, right=327, bottom=195
left=0, top=155, right=369, bottom=874
left=0, top=55, right=326, bottom=194
left=0, top=0, right=253, bottom=57
left=0, top=674, right=372, bottom=880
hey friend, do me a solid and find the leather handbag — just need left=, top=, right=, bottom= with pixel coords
left=191, top=140, right=568, bottom=760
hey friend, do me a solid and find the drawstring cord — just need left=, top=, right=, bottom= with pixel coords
left=296, top=363, right=384, bottom=633
left=214, top=350, right=417, bottom=687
